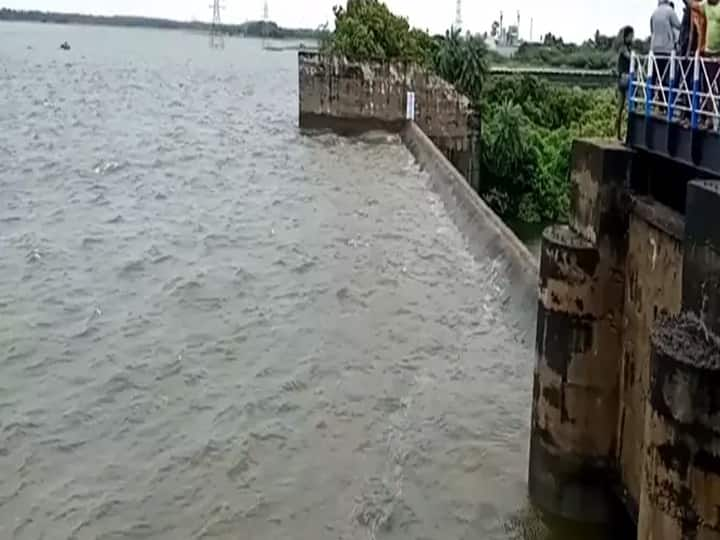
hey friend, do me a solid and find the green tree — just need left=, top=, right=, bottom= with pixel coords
left=479, top=101, right=536, bottom=217
left=323, top=0, right=435, bottom=64
left=432, top=28, right=488, bottom=103
left=478, top=76, right=614, bottom=222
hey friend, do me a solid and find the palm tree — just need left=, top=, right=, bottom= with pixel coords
left=432, top=27, right=488, bottom=103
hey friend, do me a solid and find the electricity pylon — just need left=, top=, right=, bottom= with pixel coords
left=262, top=0, right=269, bottom=49
left=455, top=0, right=462, bottom=30
left=210, top=0, right=225, bottom=49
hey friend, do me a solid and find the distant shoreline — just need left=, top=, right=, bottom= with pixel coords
left=0, top=8, right=326, bottom=40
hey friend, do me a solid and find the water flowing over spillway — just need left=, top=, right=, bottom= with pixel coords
left=0, top=22, right=539, bottom=540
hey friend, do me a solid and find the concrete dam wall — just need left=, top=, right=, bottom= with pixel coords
left=298, top=51, right=720, bottom=539
left=298, top=51, right=479, bottom=192
left=297, top=51, right=536, bottom=313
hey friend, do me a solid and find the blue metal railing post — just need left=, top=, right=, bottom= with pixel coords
left=646, top=52, right=655, bottom=118
left=692, top=51, right=701, bottom=130
left=667, top=51, right=677, bottom=122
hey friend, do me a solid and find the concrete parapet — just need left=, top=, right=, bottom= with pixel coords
left=297, top=52, right=475, bottom=181
left=529, top=225, right=618, bottom=524
left=530, top=139, right=633, bottom=526
left=529, top=135, right=720, bottom=540
left=298, top=52, right=409, bottom=134
left=638, top=314, right=720, bottom=540
left=400, top=123, right=537, bottom=312
left=569, top=139, right=632, bottom=247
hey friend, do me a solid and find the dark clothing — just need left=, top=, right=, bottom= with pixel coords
left=678, top=0, right=698, bottom=55
left=618, top=45, right=632, bottom=93
left=655, top=56, right=671, bottom=88
left=618, top=45, right=632, bottom=74
left=679, top=1, right=690, bottom=54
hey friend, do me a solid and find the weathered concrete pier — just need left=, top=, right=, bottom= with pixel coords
left=530, top=140, right=633, bottom=524
left=529, top=142, right=720, bottom=537
left=637, top=181, right=720, bottom=540
left=528, top=49, right=720, bottom=535
left=298, top=50, right=720, bottom=539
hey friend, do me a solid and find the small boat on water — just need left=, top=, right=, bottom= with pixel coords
left=60, top=41, right=71, bottom=51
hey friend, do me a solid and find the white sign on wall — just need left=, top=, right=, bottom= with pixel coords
left=406, top=91, right=416, bottom=120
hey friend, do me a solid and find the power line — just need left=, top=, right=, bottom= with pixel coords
left=210, top=0, right=224, bottom=49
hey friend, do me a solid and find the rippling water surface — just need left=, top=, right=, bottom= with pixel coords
left=1, top=22, right=541, bottom=540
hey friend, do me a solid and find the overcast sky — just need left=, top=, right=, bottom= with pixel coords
left=3, top=1, right=665, bottom=43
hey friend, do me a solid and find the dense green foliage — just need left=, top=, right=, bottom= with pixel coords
left=507, top=43, right=616, bottom=70
left=480, top=77, right=615, bottom=222
left=432, top=28, right=488, bottom=103
left=322, top=0, right=437, bottom=64
left=320, top=0, right=619, bottom=223
left=491, top=31, right=650, bottom=70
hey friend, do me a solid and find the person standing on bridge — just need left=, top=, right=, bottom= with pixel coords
left=652, top=0, right=683, bottom=55
left=690, top=0, right=720, bottom=128
left=693, top=0, right=720, bottom=57
left=679, top=0, right=700, bottom=54
left=616, top=26, right=635, bottom=140
left=651, top=0, right=682, bottom=88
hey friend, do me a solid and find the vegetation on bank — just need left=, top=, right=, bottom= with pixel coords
left=322, top=0, right=618, bottom=224
left=492, top=32, right=649, bottom=71
left=0, top=8, right=326, bottom=40
left=479, top=77, right=615, bottom=222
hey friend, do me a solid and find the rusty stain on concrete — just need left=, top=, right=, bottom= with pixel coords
left=530, top=218, right=621, bottom=524
left=617, top=204, right=684, bottom=514
left=639, top=314, right=720, bottom=540
left=569, top=139, right=632, bottom=247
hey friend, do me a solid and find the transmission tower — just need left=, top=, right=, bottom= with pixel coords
left=262, top=0, right=269, bottom=49
left=209, top=0, right=224, bottom=49
left=454, top=0, right=462, bottom=30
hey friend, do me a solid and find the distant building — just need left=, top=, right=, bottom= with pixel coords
left=484, top=10, right=523, bottom=58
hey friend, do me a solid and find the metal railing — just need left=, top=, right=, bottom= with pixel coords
left=628, top=52, right=720, bottom=130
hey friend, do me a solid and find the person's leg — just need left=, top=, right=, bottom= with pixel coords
left=617, top=88, right=627, bottom=140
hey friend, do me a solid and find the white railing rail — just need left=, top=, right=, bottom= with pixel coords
left=628, top=52, right=720, bottom=130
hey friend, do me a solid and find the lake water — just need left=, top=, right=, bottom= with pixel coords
left=1, top=22, right=544, bottom=540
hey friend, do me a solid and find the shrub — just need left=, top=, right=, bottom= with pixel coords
left=322, top=0, right=434, bottom=64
